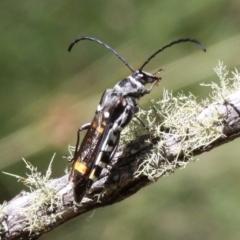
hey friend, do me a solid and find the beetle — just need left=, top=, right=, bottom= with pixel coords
left=68, top=36, right=206, bottom=203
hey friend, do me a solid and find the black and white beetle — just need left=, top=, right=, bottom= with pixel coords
left=68, top=36, right=206, bottom=203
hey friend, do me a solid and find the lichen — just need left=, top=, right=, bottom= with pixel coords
left=122, top=62, right=240, bottom=181
left=3, top=154, right=63, bottom=233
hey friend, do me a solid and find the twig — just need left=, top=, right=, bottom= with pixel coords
left=1, top=63, right=240, bottom=239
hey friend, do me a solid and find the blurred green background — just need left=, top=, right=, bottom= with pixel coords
left=1, top=0, right=240, bottom=239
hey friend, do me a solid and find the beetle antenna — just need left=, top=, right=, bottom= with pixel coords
left=139, top=38, right=206, bottom=71
left=68, top=36, right=135, bottom=73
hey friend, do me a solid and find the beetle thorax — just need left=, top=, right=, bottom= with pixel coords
left=114, top=74, right=145, bottom=98
left=114, top=70, right=158, bottom=98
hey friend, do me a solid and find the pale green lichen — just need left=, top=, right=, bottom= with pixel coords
left=122, top=62, right=240, bottom=181
left=201, top=61, right=240, bottom=102
left=3, top=154, right=63, bottom=233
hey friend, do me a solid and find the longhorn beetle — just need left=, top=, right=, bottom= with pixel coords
left=68, top=36, right=206, bottom=203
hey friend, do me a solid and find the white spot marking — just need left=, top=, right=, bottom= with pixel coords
left=97, top=161, right=106, bottom=168
left=95, top=152, right=103, bottom=165
left=104, top=111, right=110, bottom=119
left=89, top=170, right=98, bottom=182
left=97, top=104, right=103, bottom=112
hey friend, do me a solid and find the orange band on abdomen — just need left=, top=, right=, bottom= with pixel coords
left=74, top=161, right=88, bottom=175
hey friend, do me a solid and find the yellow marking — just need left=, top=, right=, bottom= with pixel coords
left=89, top=169, right=98, bottom=182
left=96, top=126, right=104, bottom=133
left=92, top=120, right=104, bottom=133
left=74, top=161, right=88, bottom=175
left=92, top=121, right=98, bottom=128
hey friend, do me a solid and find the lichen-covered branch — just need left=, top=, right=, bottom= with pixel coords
left=1, top=62, right=240, bottom=239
